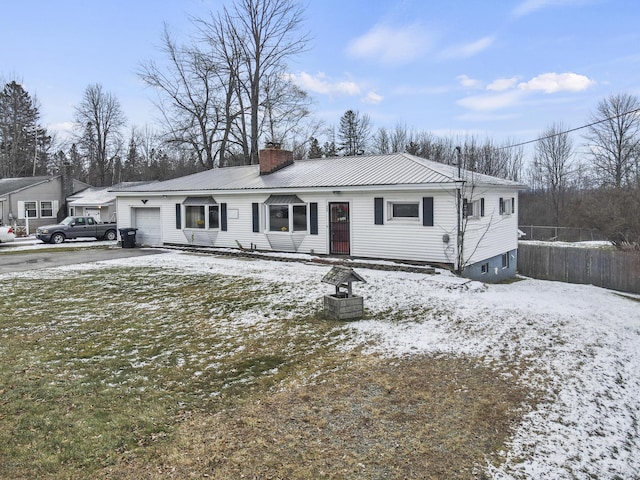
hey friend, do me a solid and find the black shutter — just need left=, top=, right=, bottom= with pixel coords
left=499, top=197, right=504, bottom=215
left=374, top=197, right=384, bottom=225
left=175, top=204, right=181, bottom=229
left=480, top=198, right=485, bottom=217
left=252, top=203, right=259, bottom=233
left=511, top=197, right=515, bottom=214
left=221, top=203, right=227, bottom=231
left=422, top=197, right=434, bottom=226
left=310, top=202, right=318, bottom=235
left=462, top=198, right=469, bottom=218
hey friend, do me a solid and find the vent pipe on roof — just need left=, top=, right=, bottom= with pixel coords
left=259, top=144, right=293, bottom=175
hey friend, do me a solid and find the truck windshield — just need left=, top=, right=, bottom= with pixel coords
left=60, top=217, right=74, bottom=225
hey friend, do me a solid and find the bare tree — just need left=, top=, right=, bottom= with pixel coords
left=216, top=0, right=308, bottom=164
left=584, top=93, right=640, bottom=188
left=74, top=84, right=126, bottom=186
left=139, top=25, right=222, bottom=169
left=143, top=1, right=309, bottom=168
left=530, top=123, right=575, bottom=224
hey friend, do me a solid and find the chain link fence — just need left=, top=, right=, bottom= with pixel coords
left=518, top=225, right=608, bottom=243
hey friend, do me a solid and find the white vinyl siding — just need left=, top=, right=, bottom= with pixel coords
left=115, top=186, right=519, bottom=267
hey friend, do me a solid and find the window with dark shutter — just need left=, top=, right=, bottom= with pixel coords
left=422, top=197, right=434, bottom=226
left=480, top=198, right=485, bottom=217
left=221, top=203, right=227, bottom=231
left=175, top=204, right=181, bottom=229
left=374, top=197, right=384, bottom=225
left=310, top=202, right=318, bottom=235
left=511, top=197, right=515, bottom=214
left=252, top=203, right=259, bottom=232
left=499, top=197, right=504, bottom=215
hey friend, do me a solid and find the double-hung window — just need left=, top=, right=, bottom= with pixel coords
left=265, top=195, right=307, bottom=232
left=185, top=205, right=205, bottom=228
left=40, top=201, right=54, bottom=218
left=499, top=197, right=515, bottom=216
left=464, top=198, right=484, bottom=219
left=25, top=201, right=37, bottom=218
left=183, top=196, right=218, bottom=229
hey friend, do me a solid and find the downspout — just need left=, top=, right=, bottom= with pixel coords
left=455, top=146, right=462, bottom=273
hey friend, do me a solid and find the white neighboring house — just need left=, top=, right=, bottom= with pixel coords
left=114, top=148, right=526, bottom=281
left=67, top=182, right=155, bottom=223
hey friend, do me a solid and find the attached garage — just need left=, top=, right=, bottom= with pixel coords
left=131, top=207, right=161, bottom=246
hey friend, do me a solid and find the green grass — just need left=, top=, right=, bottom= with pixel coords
left=0, top=261, right=535, bottom=479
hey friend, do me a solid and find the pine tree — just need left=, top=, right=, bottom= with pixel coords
left=337, top=109, right=371, bottom=156
left=0, top=81, right=47, bottom=177
left=308, top=137, right=323, bottom=158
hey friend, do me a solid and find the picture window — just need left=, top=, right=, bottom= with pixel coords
left=389, top=202, right=419, bottom=220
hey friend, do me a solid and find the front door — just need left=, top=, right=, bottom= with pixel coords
left=329, top=202, right=350, bottom=255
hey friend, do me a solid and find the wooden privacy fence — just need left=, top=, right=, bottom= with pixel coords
left=518, top=243, right=640, bottom=294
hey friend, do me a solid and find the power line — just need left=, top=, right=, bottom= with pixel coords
left=497, top=107, right=640, bottom=150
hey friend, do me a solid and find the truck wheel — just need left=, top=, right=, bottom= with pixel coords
left=104, top=230, right=117, bottom=241
left=50, top=233, right=65, bottom=244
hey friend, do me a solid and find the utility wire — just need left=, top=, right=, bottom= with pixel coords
left=496, top=107, right=640, bottom=150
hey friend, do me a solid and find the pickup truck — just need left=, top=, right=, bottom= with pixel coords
left=36, top=216, right=118, bottom=244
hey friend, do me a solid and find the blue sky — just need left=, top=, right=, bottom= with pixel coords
left=2, top=0, right=640, bottom=153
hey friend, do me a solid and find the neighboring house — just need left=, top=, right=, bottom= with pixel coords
left=114, top=147, right=526, bottom=281
left=0, top=170, right=90, bottom=234
left=67, top=182, right=155, bottom=223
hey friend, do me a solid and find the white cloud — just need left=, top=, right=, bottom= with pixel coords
left=456, top=71, right=596, bottom=113
left=440, top=36, right=494, bottom=59
left=457, top=74, right=483, bottom=89
left=512, top=0, right=553, bottom=17
left=346, top=23, right=431, bottom=65
left=512, top=0, right=591, bottom=18
left=283, top=72, right=360, bottom=97
left=518, top=72, right=596, bottom=93
left=362, top=91, right=383, bottom=104
left=487, top=77, right=519, bottom=91
left=457, top=90, right=525, bottom=112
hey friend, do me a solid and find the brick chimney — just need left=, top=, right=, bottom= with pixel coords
left=259, top=142, right=294, bottom=175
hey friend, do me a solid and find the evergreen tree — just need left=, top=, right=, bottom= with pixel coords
left=308, top=137, right=323, bottom=158
left=337, top=109, right=371, bottom=156
left=0, top=81, right=48, bottom=177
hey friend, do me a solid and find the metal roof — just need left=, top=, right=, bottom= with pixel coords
left=183, top=195, right=217, bottom=205
left=264, top=194, right=303, bottom=204
left=0, top=176, right=56, bottom=196
left=115, top=153, right=525, bottom=194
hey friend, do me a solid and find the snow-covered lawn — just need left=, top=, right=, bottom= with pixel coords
left=3, top=249, right=639, bottom=478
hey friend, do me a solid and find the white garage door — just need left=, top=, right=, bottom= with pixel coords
left=132, top=208, right=162, bottom=246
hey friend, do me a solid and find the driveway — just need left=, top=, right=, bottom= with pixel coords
left=0, top=246, right=165, bottom=274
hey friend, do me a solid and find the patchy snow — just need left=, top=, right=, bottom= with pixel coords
left=520, top=239, right=614, bottom=249
left=3, top=248, right=640, bottom=478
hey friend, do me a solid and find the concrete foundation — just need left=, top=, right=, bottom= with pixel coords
left=323, top=294, right=364, bottom=320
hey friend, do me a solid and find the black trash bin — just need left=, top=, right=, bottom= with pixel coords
left=119, top=228, right=138, bottom=248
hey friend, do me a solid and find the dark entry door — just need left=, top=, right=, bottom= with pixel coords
left=329, top=202, right=350, bottom=255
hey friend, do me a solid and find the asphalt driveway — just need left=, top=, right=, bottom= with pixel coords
left=0, top=246, right=165, bottom=274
